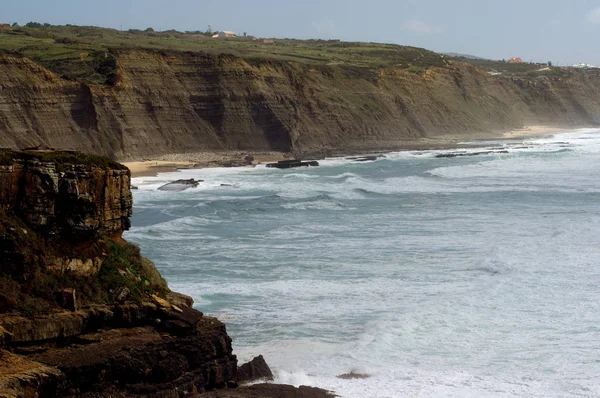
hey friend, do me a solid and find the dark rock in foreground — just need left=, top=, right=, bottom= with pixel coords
left=204, top=383, right=337, bottom=398
left=157, top=178, right=203, bottom=191
left=0, top=150, right=337, bottom=397
left=266, top=160, right=319, bottom=169
left=0, top=151, right=237, bottom=397
left=237, top=355, right=274, bottom=383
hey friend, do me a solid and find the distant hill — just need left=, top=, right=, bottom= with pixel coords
left=444, top=52, right=487, bottom=60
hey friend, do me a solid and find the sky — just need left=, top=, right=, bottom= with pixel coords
left=4, top=0, right=600, bottom=65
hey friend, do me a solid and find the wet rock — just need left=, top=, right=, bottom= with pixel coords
left=237, top=355, right=274, bottom=383
left=157, top=178, right=202, bottom=191
left=436, top=150, right=509, bottom=158
left=336, top=372, right=370, bottom=379
left=346, top=155, right=384, bottom=162
left=266, top=160, right=319, bottom=169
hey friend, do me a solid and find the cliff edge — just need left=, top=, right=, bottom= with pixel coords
left=0, top=150, right=237, bottom=397
left=1, top=52, right=599, bottom=160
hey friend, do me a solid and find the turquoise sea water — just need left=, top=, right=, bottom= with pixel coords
left=126, top=129, right=600, bottom=397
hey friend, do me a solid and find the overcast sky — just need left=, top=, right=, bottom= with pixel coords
left=5, top=0, right=600, bottom=65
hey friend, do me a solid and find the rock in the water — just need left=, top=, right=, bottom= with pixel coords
left=157, top=179, right=202, bottom=191
left=336, top=372, right=370, bottom=379
left=346, top=155, right=383, bottom=162
left=436, top=150, right=509, bottom=158
left=266, top=160, right=319, bottom=169
left=237, top=355, right=274, bottom=383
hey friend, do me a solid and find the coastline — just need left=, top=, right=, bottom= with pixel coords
left=124, top=151, right=289, bottom=178
left=123, top=125, right=574, bottom=178
left=501, top=125, right=567, bottom=139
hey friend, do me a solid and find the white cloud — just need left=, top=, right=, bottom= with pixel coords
left=586, top=8, right=600, bottom=24
left=313, top=19, right=336, bottom=37
left=402, top=20, right=443, bottom=34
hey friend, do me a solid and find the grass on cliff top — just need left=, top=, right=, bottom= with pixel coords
left=0, top=232, right=168, bottom=316
left=0, top=149, right=128, bottom=171
left=0, top=24, right=572, bottom=86
left=0, top=24, right=451, bottom=85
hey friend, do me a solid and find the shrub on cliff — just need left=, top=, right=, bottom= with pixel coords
left=98, top=241, right=169, bottom=303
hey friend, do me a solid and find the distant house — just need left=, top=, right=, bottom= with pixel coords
left=212, top=31, right=236, bottom=39
left=263, top=39, right=275, bottom=45
left=508, top=57, right=523, bottom=64
left=573, top=63, right=598, bottom=69
left=0, top=24, right=11, bottom=31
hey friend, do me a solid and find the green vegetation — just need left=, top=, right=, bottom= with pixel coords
left=0, top=149, right=128, bottom=171
left=0, top=23, right=452, bottom=85
left=453, top=57, right=566, bottom=77
left=98, top=241, right=168, bottom=303
left=0, top=23, right=573, bottom=86
left=0, top=227, right=168, bottom=316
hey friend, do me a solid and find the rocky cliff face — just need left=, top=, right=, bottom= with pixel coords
left=0, top=151, right=237, bottom=397
left=0, top=52, right=599, bottom=160
left=0, top=150, right=131, bottom=240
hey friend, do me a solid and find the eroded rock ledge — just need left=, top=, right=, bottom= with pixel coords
left=0, top=150, right=335, bottom=397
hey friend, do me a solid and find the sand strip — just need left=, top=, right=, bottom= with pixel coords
left=123, top=126, right=585, bottom=177
left=123, top=151, right=288, bottom=178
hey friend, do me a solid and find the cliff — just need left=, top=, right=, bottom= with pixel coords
left=0, top=151, right=237, bottom=397
left=0, top=51, right=599, bottom=160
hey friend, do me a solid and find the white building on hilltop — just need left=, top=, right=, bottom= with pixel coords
left=212, top=31, right=236, bottom=39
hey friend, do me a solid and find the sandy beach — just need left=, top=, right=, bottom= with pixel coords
left=123, top=126, right=576, bottom=178
left=502, top=125, right=566, bottom=139
left=123, top=151, right=288, bottom=178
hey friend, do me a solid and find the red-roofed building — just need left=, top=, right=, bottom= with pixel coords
left=508, top=57, right=523, bottom=63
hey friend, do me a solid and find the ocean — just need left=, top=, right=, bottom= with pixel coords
left=125, top=129, right=600, bottom=397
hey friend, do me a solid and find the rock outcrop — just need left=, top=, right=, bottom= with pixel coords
left=0, top=52, right=599, bottom=160
left=236, top=355, right=274, bottom=384
left=157, top=178, right=202, bottom=192
left=0, top=151, right=238, bottom=397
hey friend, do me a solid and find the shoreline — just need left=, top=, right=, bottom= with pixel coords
left=123, top=125, right=583, bottom=178
left=124, top=151, right=289, bottom=178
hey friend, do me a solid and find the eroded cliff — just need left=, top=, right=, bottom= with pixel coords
left=1, top=51, right=599, bottom=160
left=0, top=151, right=237, bottom=397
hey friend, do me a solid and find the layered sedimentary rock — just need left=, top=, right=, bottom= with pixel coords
left=0, top=52, right=599, bottom=160
left=0, top=151, right=238, bottom=397
left=0, top=150, right=131, bottom=240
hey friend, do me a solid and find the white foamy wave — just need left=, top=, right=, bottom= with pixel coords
left=126, top=216, right=225, bottom=240
left=327, top=172, right=363, bottom=180
left=283, top=173, right=320, bottom=179
left=282, top=200, right=347, bottom=211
